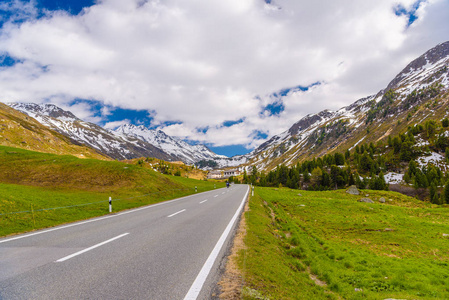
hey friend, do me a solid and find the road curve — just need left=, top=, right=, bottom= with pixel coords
left=0, top=184, right=249, bottom=299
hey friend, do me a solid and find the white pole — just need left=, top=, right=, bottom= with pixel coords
left=109, top=197, right=112, bottom=213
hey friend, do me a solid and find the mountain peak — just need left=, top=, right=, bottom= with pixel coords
left=9, top=102, right=79, bottom=122
left=246, top=41, right=449, bottom=170
left=387, top=40, right=449, bottom=91
left=112, top=124, right=224, bottom=163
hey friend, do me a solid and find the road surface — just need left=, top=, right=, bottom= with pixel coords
left=0, top=184, right=249, bottom=299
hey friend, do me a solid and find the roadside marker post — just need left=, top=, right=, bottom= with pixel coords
left=109, top=197, right=112, bottom=213
left=195, top=186, right=197, bottom=193
left=31, top=203, right=36, bottom=228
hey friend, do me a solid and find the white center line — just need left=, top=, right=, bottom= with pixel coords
left=214, top=195, right=218, bottom=198
left=199, top=200, right=208, bottom=204
left=55, top=233, right=129, bottom=263
left=167, top=209, right=186, bottom=218
left=0, top=191, right=207, bottom=244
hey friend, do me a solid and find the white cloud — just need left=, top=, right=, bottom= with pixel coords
left=103, top=119, right=130, bottom=130
left=0, top=0, right=38, bottom=23
left=0, top=0, right=448, bottom=152
left=57, top=101, right=102, bottom=123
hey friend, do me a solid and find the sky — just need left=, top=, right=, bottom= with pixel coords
left=0, top=0, right=448, bottom=157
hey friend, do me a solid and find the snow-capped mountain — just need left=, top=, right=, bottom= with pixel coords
left=7, top=41, right=449, bottom=170
left=113, top=124, right=227, bottom=164
left=8, top=103, right=173, bottom=161
left=7, top=103, right=229, bottom=164
left=244, top=41, right=449, bottom=170
left=0, top=102, right=107, bottom=159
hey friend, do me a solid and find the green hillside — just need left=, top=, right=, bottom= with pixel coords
left=240, top=187, right=449, bottom=299
left=0, top=145, right=224, bottom=237
left=0, top=102, right=108, bottom=160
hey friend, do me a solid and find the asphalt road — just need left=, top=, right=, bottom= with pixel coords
left=0, top=184, right=249, bottom=299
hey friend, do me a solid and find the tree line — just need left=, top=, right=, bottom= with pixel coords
left=230, top=118, right=449, bottom=205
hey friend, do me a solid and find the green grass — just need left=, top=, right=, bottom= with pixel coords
left=0, top=145, right=225, bottom=237
left=240, top=187, right=449, bottom=299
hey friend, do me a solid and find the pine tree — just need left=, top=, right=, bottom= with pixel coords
left=429, top=182, right=440, bottom=204
left=444, top=180, right=449, bottom=204
left=311, top=167, right=323, bottom=188
left=242, top=169, right=248, bottom=184
left=303, top=171, right=310, bottom=183
left=403, top=172, right=411, bottom=184
left=442, top=118, right=449, bottom=128
left=388, top=135, right=393, bottom=147
left=334, top=152, right=345, bottom=166
left=345, top=149, right=351, bottom=160
left=355, top=173, right=365, bottom=189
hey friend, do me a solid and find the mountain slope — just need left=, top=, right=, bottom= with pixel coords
left=113, top=124, right=227, bottom=164
left=247, top=41, right=449, bottom=170
left=8, top=103, right=173, bottom=161
left=8, top=103, right=228, bottom=164
left=0, top=102, right=108, bottom=159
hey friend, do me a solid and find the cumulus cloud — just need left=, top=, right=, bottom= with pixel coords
left=103, top=119, right=131, bottom=130
left=0, top=0, right=447, bottom=151
left=0, top=0, right=38, bottom=24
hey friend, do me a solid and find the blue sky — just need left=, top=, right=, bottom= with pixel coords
left=394, top=0, right=426, bottom=27
left=36, top=0, right=94, bottom=14
left=1, top=0, right=448, bottom=157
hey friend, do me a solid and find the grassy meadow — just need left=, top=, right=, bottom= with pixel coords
left=240, top=187, right=449, bottom=299
left=0, top=146, right=224, bottom=237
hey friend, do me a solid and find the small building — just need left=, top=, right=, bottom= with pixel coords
left=207, top=170, right=222, bottom=179
left=223, top=169, right=240, bottom=178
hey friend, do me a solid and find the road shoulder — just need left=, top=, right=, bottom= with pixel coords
left=217, top=199, right=249, bottom=299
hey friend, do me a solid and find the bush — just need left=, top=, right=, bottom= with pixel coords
left=442, top=118, right=449, bottom=128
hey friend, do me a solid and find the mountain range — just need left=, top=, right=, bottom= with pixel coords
left=7, top=102, right=226, bottom=164
left=238, top=40, right=449, bottom=170
left=2, top=41, right=449, bottom=170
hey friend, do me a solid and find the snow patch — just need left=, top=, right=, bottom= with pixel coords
left=417, top=152, right=445, bottom=168
left=384, top=172, right=403, bottom=184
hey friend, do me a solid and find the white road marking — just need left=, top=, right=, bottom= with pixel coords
left=183, top=186, right=249, bottom=300
left=167, top=209, right=186, bottom=218
left=213, top=195, right=218, bottom=198
left=199, top=200, right=208, bottom=204
left=55, top=233, right=129, bottom=263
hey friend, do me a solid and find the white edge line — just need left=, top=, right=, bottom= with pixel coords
left=0, top=189, right=224, bottom=244
left=55, top=233, right=129, bottom=263
left=167, top=209, right=186, bottom=218
left=199, top=200, right=208, bottom=204
left=183, top=186, right=249, bottom=300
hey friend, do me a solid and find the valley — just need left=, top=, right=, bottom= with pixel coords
left=1, top=41, right=449, bottom=299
